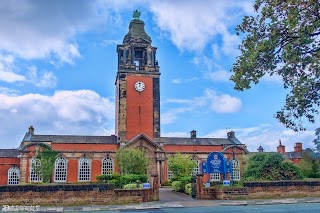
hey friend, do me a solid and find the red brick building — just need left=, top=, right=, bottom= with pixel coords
left=0, top=12, right=248, bottom=186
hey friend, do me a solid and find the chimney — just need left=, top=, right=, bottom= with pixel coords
left=277, top=140, right=286, bottom=155
left=294, top=142, right=303, bottom=152
left=28, top=126, right=34, bottom=135
left=227, top=131, right=235, bottom=138
left=190, top=130, right=196, bottom=139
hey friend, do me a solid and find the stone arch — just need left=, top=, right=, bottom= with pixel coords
left=20, top=142, right=52, bottom=151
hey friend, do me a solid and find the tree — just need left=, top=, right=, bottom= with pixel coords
left=231, top=0, right=320, bottom=131
left=299, top=151, right=320, bottom=178
left=115, top=147, right=149, bottom=175
left=36, top=148, right=59, bottom=183
left=244, top=153, right=303, bottom=180
left=168, top=153, right=197, bottom=179
left=313, top=127, right=320, bottom=152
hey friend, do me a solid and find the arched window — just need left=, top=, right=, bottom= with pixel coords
left=30, top=158, right=42, bottom=182
left=54, top=157, right=67, bottom=182
left=102, top=158, right=114, bottom=175
left=8, top=167, right=20, bottom=185
left=231, top=160, right=241, bottom=181
left=78, top=157, right=91, bottom=182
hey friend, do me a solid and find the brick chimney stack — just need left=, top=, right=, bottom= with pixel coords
left=294, top=142, right=303, bottom=152
left=277, top=140, right=286, bottom=155
left=190, top=130, right=196, bottom=139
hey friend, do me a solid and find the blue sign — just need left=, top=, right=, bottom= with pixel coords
left=206, top=152, right=227, bottom=173
left=226, top=160, right=233, bottom=174
left=223, top=180, right=230, bottom=186
left=142, top=183, right=150, bottom=189
left=201, top=161, right=207, bottom=173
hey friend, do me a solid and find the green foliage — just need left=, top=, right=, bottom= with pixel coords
left=115, top=147, right=149, bottom=175
left=231, top=0, right=320, bottom=131
left=185, top=183, right=192, bottom=196
left=96, top=173, right=147, bottom=189
left=36, top=148, right=59, bottom=183
left=299, top=152, right=320, bottom=178
left=163, top=181, right=171, bottom=186
left=168, top=153, right=197, bottom=179
left=171, top=181, right=183, bottom=192
left=123, top=183, right=142, bottom=189
left=244, top=153, right=303, bottom=180
left=313, top=128, right=320, bottom=153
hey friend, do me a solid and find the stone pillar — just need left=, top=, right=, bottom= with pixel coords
left=160, top=161, right=164, bottom=185
left=151, top=174, right=159, bottom=201
left=196, top=174, right=204, bottom=199
left=19, top=153, right=28, bottom=183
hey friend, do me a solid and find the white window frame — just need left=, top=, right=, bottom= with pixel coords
left=102, top=158, right=114, bottom=175
left=192, top=159, right=199, bottom=175
left=78, top=157, right=91, bottom=182
left=54, top=157, right=67, bottom=183
left=210, top=173, right=221, bottom=182
left=30, top=158, right=42, bottom=183
left=8, top=167, right=20, bottom=185
left=231, top=160, right=241, bottom=181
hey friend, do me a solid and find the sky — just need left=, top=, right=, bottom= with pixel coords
left=0, top=0, right=317, bottom=152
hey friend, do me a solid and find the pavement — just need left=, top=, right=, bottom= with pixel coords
left=2, top=188, right=320, bottom=212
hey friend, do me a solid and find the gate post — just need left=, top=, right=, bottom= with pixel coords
left=196, top=174, right=204, bottom=199
left=191, top=175, right=196, bottom=198
left=151, top=174, right=159, bottom=201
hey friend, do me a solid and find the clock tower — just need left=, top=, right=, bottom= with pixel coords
left=115, top=11, right=160, bottom=146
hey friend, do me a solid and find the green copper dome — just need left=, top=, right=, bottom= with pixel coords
left=123, top=11, right=152, bottom=43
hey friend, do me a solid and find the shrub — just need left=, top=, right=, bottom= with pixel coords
left=119, top=174, right=147, bottom=186
left=123, top=183, right=141, bottom=189
left=163, top=181, right=171, bottom=186
left=185, top=183, right=192, bottom=195
left=172, top=181, right=183, bottom=192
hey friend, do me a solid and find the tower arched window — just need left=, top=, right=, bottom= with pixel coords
left=102, top=158, right=114, bottom=175
left=54, top=157, right=67, bottom=182
left=231, top=160, right=241, bottom=181
left=8, top=167, right=20, bottom=185
left=78, top=157, right=91, bottom=182
left=30, top=158, right=42, bottom=182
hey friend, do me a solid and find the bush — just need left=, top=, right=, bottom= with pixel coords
left=123, top=183, right=141, bottom=189
left=163, top=181, right=171, bottom=186
left=185, top=183, right=191, bottom=195
left=119, top=174, right=148, bottom=186
left=172, top=181, right=183, bottom=192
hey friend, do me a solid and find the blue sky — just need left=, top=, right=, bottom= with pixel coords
left=0, top=0, right=317, bottom=152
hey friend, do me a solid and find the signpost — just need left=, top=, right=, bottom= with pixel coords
left=201, top=152, right=234, bottom=186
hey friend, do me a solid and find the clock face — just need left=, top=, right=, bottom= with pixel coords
left=134, top=81, right=145, bottom=92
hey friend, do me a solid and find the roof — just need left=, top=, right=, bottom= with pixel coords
left=23, top=134, right=118, bottom=144
left=285, top=151, right=302, bottom=159
left=160, top=137, right=235, bottom=146
left=0, top=149, right=20, bottom=158
left=123, top=19, right=151, bottom=43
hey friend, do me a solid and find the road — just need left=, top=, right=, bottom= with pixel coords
left=90, top=203, right=320, bottom=213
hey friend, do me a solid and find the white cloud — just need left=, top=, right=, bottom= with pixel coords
left=205, top=89, right=242, bottom=113
left=205, top=124, right=315, bottom=152
left=0, top=90, right=114, bottom=148
left=0, top=1, right=107, bottom=64
left=171, top=77, right=197, bottom=84
left=149, top=0, right=252, bottom=52
left=161, top=107, right=191, bottom=124
left=207, top=70, right=231, bottom=82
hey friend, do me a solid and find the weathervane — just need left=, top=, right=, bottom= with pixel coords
left=133, top=10, right=141, bottom=20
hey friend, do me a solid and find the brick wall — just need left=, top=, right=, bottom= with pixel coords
left=0, top=158, right=20, bottom=186
left=196, top=175, right=320, bottom=200
left=0, top=184, right=158, bottom=206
